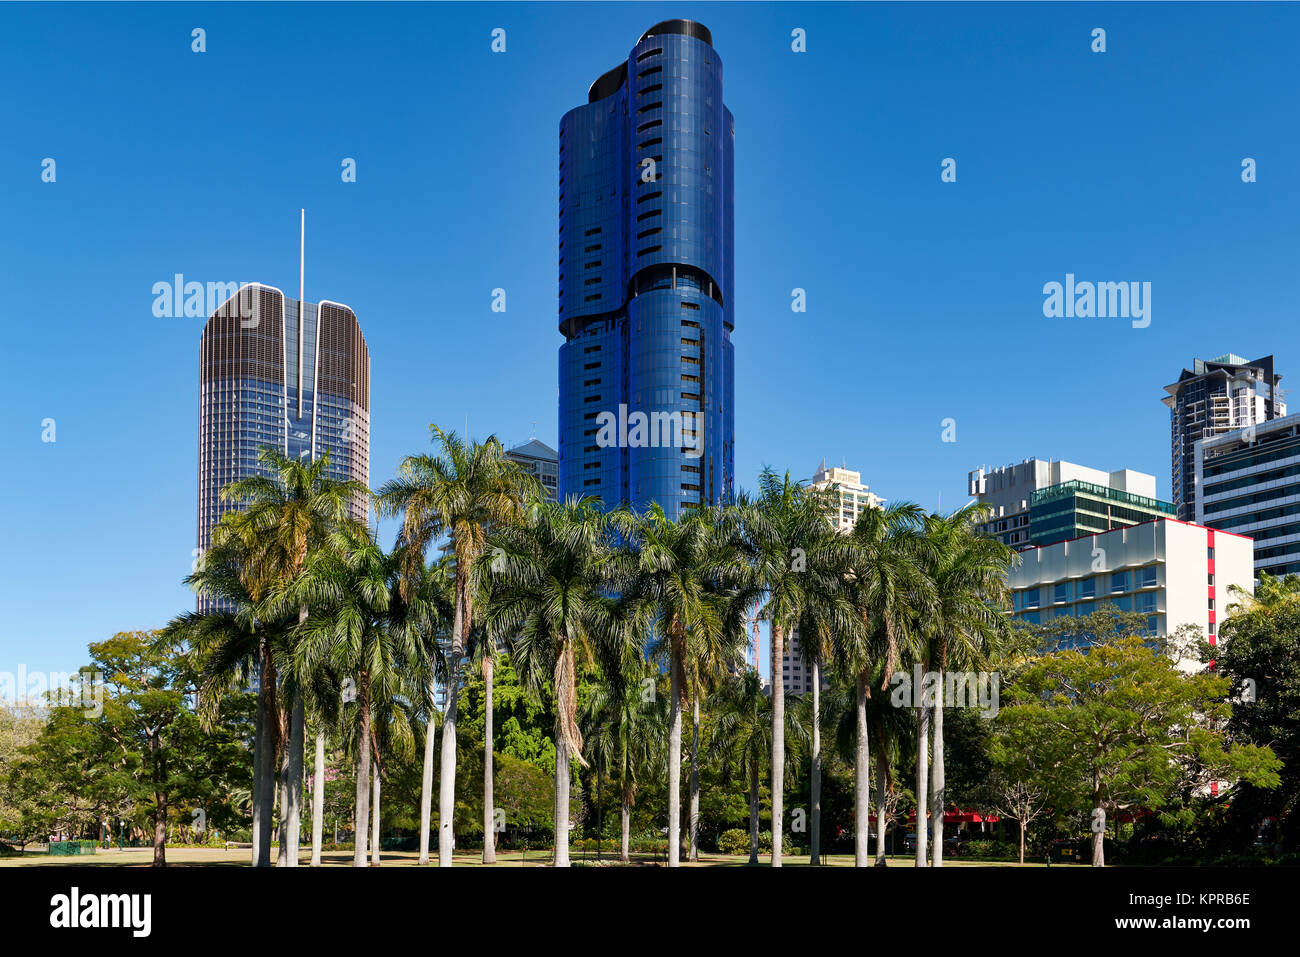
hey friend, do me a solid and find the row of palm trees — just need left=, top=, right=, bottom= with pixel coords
left=172, top=425, right=1017, bottom=867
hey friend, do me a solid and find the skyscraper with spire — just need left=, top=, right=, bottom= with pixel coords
left=196, top=214, right=370, bottom=606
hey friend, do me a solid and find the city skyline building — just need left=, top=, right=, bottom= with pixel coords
left=197, top=253, right=370, bottom=609
left=1196, top=411, right=1300, bottom=579
left=1007, top=518, right=1253, bottom=671
left=969, top=458, right=1168, bottom=548
left=557, top=19, right=735, bottom=519
left=1163, top=353, right=1286, bottom=522
left=506, top=438, right=560, bottom=502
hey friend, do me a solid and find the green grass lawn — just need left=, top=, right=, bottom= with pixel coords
left=0, top=847, right=1049, bottom=867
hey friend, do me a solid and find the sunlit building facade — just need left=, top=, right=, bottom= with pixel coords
left=197, top=283, right=370, bottom=607
left=557, top=19, right=735, bottom=518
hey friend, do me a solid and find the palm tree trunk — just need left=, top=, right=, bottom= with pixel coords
left=252, top=641, right=276, bottom=867
left=748, top=762, right=760, bottom=865
left=620, top=785, right=631, bottom=863
left=667, top=643, right=683, bottom=868
left=770, top=623, right=784, bottom=867
left=874, top=740, right=888, bottom=866
left=438, top=576, right=468, bottom=867
left=689, top=694, right=701, bottom=863
left=931, top=674, right=945, bottom=868
left=418, top=682, right=436, bottom=865
left=854, top=671, right=870, bottom=867
left=311, top=730, right=325, bottom=866
left=353, top=677, right=371, bottom=868
left=276, top=708, right=290, bottom=866
left=810, top=658, right=821, bottom=865
left=283, top=691, right=305, bottom=867
left=915, top=691, right=930, bottom=867
left=483, top=653, right=496, bottom=864
left=371, top=764, right=381, bottom=866
left=554, top=731, right=571, bottom=867
left=251, top=698, right=264, bottom=866
left=596, top=760, right=604, bottom=862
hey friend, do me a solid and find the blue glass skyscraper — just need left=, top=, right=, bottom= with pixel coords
left=557, top=19, right=734, bottom=517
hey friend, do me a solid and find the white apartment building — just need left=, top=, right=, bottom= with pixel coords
left=1007, top=518, right=1253, bottom=671
left=810, top=461, right=886, bottom=533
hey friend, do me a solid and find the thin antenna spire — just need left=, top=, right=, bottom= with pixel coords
left=299, top=209, right=305, bottom=305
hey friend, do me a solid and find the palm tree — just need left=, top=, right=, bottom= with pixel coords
left=789, top=497, right=859, bottom=866
left=839, top=501, right=931, bottom=867
left=170, top=537, right=288, bottom=867
left=365, top=683, right=418, bottom=866
left=741, top=470, right=846, bottom=866
left=827, top=662, right=914, bottom=864
left=463, top=618, right=503, bottom=863
left=290, top=524, right=421, bottom=867
left=616, top=503, right=750, bottom=867
left=377, top=426, right=536, bottom=866
left=216, top=446, right=367, bottom=867
left=1227, top=569, right=1300, bottom=614
left=479, top=497, right=627, bottom=866
left=709, top=670, right=807, bottom=863
left=917, top=506, right=1015, bottom=866
left=580, top=660, right=668, bottom=862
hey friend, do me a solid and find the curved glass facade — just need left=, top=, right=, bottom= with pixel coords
left=558, top=20, right=734, bottom=517
left=198, top=283, right=370, bottom=608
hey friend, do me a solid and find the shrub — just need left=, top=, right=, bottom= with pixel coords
left=758, top=830, right=793, bottom=855
left=717, top=829, right=749, bottom=855
left=961, top=840, right=1018, bottom=861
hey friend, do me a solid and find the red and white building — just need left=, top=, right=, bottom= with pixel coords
left=1007, top=518, right=1254, bottom=670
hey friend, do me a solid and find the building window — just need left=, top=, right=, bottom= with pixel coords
left=1110, top=571, right=1129, bottom=593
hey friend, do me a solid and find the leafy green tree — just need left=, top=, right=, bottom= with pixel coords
left=9, top=633, right=250, bottom=865
left=998, top=632, right=1281, bottom=866
left=1216, top=594, right=1300, bottom=851
left=0, top=704, right=42, bottom=845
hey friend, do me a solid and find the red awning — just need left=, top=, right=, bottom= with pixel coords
left=873, top=809, right=1001, bottom=824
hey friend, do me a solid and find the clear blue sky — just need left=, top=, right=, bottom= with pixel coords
left=1, top=2, right=1297, bottom=679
